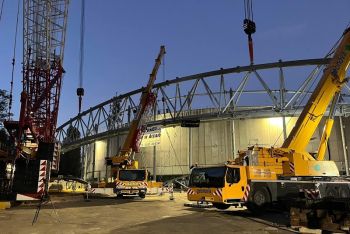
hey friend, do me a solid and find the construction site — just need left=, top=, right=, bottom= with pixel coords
left=1, top=0, right=350, bottom=233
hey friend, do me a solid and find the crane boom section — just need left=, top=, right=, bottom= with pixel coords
left=282, top=28, right=350, bottom=151
left=21, top=0, right=69, bottom=142
left=116, top=46, right=165, bottom=159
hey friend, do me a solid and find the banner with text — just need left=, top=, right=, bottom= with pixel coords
left=140, top=125, right=161, bottom=147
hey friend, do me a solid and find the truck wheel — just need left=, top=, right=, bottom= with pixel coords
left=325, top=185, right=338, bottom=198
left=247, top=186, right=271, bottom=213
left=116, top=194, right=123, bottom=199
left=212, top=203, right=230, bottom=210
left=339, top=186, right=350, bottom=198
left=139, top=193, right=146, bottom=199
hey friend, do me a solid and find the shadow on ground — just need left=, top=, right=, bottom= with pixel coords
left=12, top=196, right=159, bottom=210
left=112, top=209, right=294, bottom=234
left=185, top=207, right=291, bottom=230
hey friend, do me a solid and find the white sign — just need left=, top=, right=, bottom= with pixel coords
left=140, top=125, right=161, bottom=147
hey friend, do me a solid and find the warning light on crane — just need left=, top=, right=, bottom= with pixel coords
left=243, top=0, right=256, bottom=64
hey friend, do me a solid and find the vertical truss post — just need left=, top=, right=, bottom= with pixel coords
left=279, top=62, right=286, bottom=110
left=279, top=63, right=287, bottom=140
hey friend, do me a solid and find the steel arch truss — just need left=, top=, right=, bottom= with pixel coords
left=56, top=58, right=350, bottom=152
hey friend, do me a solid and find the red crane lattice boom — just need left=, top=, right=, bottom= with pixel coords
left=19, top=0, right=69, bottom=144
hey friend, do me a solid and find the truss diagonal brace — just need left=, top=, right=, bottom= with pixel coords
left=254, top=70, right=279, bottom=108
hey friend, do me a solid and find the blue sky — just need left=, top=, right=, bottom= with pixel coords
left=0, top=0, right=349, bottom=125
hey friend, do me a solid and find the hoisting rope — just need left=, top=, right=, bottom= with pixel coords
left=8, top=0, right=20, bottom=120
left=0, top=0, right=5, bottom=23
left=243, top=0, right=256, bottom=64
left=161, top=50, right=165, bottom=113
left=77, top=0, right=85, bottom=114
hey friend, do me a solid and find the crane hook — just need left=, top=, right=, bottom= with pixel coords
left=243, top=19, right=256, bottom=64
left=243, top=0, right=256, bottom=64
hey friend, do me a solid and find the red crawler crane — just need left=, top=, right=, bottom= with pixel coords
left=3, top=0, right=69, bottom=201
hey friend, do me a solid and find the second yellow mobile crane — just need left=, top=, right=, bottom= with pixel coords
left=105, top=46, right=165, bottom=198
left=187, top=27, right=350, bottom=217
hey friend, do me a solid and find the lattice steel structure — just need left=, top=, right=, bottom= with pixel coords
left=22, top=0, right=69, bottom=142
left=57, top=58, right=350, bottom=152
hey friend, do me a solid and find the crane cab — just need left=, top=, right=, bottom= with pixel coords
left=114, top=169, right=148, bottom=198
left=187, top=165, right=248, bottom=209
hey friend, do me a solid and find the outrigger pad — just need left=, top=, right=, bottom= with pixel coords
left=12, top=158, right=40, bottom=193
left=37, top=142, right=55, bottom=161
left=184, top=202, right=213, bottom=208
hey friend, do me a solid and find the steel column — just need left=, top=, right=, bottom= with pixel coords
left=232, top=119, right=237, bottom=158
left=189, top=128, right=193, bottom=170
left=339, top=116, right=349, bottom=176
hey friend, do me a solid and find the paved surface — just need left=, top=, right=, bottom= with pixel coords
left=0, top=193, right=294, bottom=234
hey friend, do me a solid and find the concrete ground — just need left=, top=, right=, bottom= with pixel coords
left=0, top=193, right=294, bottom=234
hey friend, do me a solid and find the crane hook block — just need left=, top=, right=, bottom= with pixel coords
left=77, top=87, right=85, bottom=96
left=243, top=19, right=256, bottom=35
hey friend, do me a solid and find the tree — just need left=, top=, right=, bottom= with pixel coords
left=0, top=89, right=12, bottom=122
left=63, top=125, right=81, bottom=144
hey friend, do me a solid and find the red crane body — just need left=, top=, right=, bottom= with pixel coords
left=3, top=0, right=69, bottom=200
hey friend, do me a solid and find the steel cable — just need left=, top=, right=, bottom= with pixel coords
left=8, top=0, right=20, bottom=119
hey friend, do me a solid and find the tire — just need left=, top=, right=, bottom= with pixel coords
left=116, top=194, right=123, bottom=199
left=325, top=185, right=338, bottom=198
left=339, top=186, right=350, bottom=198
left=247, top=186, right=271, bottom=213
left=139, top=193, right=146, bottom=199
left=212, top=203, right=230, bottom=210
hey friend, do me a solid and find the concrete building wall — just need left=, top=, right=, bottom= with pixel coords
left=327, top=117, right=349, bottom=172
left=94, top=140, right=107, bottom=180
left=83, top=116, right=350, bottom=181
left=83, top=143, right=94, bottom=180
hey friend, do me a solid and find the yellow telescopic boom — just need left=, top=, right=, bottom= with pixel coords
left=282, top=28, right=350, bottom=153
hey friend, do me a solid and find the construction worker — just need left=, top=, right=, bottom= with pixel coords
left=169, top=182, right=174, bottom=200
left=85, top=182, right=91, bottom=201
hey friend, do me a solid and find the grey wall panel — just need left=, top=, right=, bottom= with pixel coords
left=94, top=140, right=107, bottom=180
left=328, top=119, right=343, bottom=162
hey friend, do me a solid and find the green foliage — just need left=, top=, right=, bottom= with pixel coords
left=63, top=125, right=81, bottom=144
left=0, top=89, right=11, bottom=121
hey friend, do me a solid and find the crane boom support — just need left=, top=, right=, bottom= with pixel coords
left=282, top=28, right=350, bottom=151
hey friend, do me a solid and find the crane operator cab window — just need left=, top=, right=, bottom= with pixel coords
left=118, top=170, right=146, bottom=181
left=226, top=167, right=240, bottom=184
left=189, top=167, right=226, bottom=188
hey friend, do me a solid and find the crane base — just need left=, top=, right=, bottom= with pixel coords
left=184, top=202, right=212, bottom=208
left=290, top=207, right=350, bottom=232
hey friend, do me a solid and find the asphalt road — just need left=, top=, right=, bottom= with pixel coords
left=0, top=193, right=295, bottom=234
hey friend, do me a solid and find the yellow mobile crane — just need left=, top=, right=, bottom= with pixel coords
left=187, top=27, right=350, bottom=213
left=106, top=46, right=165, bottom=198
